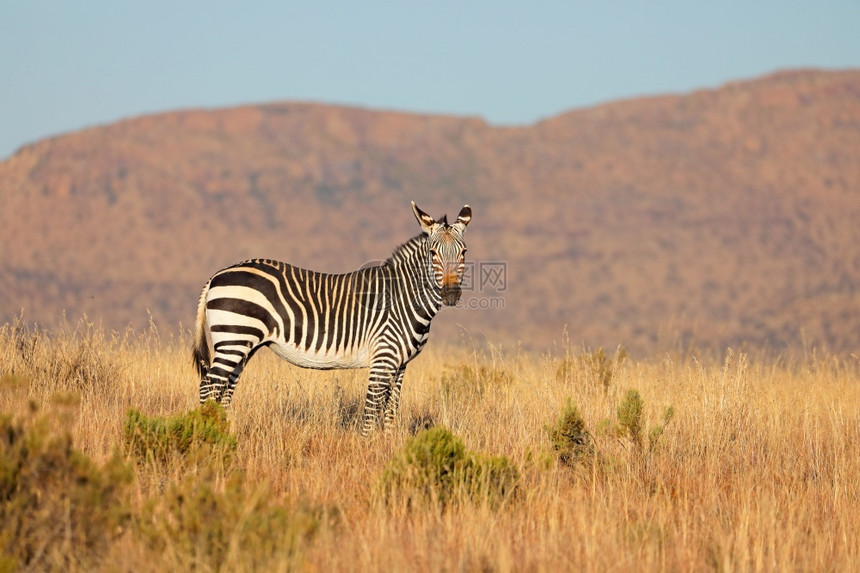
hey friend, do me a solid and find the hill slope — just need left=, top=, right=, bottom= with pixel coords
left=2, top=69, right=859, bottom=355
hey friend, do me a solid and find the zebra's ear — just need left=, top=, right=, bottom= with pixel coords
left=412, top=201, right=438, bottom=234
left=453, top=205, right=471, bottom=232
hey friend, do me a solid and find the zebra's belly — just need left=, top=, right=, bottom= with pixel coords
left=267, top=341, right=370, bottom=370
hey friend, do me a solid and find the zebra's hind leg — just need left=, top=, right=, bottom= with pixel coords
left=199, top=372, right=226, bottom=404
left=199, top=342, right=256, bottom=405
left=218, top=364, right=245, bottom=406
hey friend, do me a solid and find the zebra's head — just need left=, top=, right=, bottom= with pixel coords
left=411, top=201, right=472, bottom=306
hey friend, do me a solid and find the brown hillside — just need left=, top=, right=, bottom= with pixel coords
left=1, top=69, right=859, bottom=355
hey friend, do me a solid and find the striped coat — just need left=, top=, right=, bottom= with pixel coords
left=193, top=202, right=471, bottom=434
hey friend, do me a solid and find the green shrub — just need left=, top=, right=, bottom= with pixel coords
left=616, top=389, right=645, bottom=451
left=604, top=390, right=674, bottom=455
left=648, top=406, right=675, bottom=453
left=136, top=475, right=336, bottom=570
left=545, top=399, right=593, bottom=466
left=465, top=453, right=520, bottom=505
left=122, top=401, right=237, bottom=469
left=380, top=427, right=519, bottom=509
left=0, top=413, right=132, bottom=571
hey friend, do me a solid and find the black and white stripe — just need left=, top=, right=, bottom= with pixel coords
left=193, top=202, right=471, bottom=434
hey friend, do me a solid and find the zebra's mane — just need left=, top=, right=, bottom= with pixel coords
left=384, top=233, right=428, bottom=266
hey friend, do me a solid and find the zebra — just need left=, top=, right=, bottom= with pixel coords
left=192, top=202, right=471, bottom=434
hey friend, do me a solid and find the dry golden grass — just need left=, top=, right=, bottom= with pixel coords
left=1, top=319, right=859, bottom=571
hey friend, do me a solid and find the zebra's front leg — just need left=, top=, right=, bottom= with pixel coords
left=383, top=366, right=407, bottom=431
left=362, top=362, right=396, bottom=436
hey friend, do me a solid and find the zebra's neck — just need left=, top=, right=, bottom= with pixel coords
left=384, top=234, right=444, bottom=315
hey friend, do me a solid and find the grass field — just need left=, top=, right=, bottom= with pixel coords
left=1, top=319, right=858, bottom=571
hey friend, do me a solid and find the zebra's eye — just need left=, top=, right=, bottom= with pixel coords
left=429, top=249, right=438, bottom=258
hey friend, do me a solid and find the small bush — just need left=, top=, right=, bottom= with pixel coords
left=0, top=413, right=132, bottom=571
left=380, top=427, right=519, bottom=509
left=616, top=389, right=645, bottom=451
left=556, top=346, right=627, bottom=392
left=122, top=401, right=237, bottom=469
left=465, top=453, right=520, bottom=505
left=440, top=362, right=514, bottom=401
left=545, top=399, right=593, bottom=466
left=603, top=390, right=674, bottom=455
left=136, top=475, right=336, bottom=570
left=648, top=406, right=675, bottom=453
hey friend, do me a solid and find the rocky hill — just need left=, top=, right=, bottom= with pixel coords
left=2, top=69, right=859, bottom=356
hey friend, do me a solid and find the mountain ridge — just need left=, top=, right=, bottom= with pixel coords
left=2, top=68, right=859, bottom=355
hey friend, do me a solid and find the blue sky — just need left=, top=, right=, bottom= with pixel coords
left=1, top=1, right=858, bottom=158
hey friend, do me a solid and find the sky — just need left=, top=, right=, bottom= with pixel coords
left=1, top=1, right=859, bottom=159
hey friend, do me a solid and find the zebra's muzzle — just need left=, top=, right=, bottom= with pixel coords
left=441, top=284, right=461, bottom=306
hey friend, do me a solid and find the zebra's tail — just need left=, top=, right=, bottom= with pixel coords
left=192, top=281, right=211, bottom=379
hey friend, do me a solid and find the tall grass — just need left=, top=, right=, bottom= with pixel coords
left=1, top=319, right=858, bottom=571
